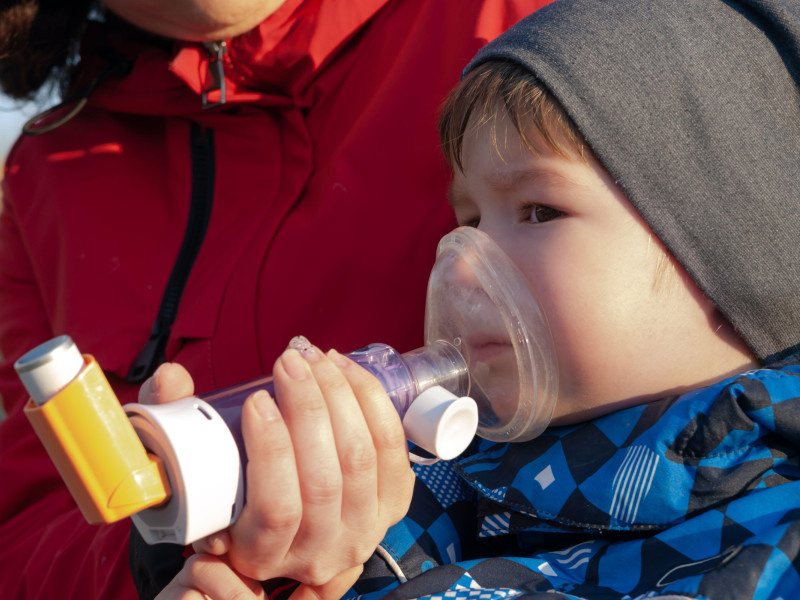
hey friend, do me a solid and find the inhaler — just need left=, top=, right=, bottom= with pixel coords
left=16, top=226, right=558, bottom=546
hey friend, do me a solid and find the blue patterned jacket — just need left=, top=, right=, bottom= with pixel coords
left=352, top=357, right=800, bottom=600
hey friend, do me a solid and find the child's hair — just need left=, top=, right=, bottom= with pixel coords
left=438, top=60, right=587, bottom=173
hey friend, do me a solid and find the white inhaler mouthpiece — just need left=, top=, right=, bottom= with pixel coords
left=402, top=386, right=478, bottom=461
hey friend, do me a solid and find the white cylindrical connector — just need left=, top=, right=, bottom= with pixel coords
left=125, top=398, right=244, bottom=545
left=402, top=385, right=478, bottom=461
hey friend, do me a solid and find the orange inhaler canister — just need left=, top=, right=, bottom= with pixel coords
left=17, top=336, right=170, bottom=524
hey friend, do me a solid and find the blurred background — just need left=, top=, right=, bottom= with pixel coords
left=0, top=93, right=38, bottom=421
left=0, top=93, right=37, bottom=163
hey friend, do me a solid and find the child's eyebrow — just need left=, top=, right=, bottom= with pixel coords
left=446, top=164, right=584, bottom=209
left=485, top=165, right=579, bottom=192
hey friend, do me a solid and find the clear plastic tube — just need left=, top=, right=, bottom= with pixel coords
left=201, top=340, right=469, bottom=460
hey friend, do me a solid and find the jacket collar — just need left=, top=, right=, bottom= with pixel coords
left=172, top=0, right=388, bottom=107
left=84, top=0, right=390, bottom=114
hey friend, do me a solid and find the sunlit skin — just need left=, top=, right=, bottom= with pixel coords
left=448, top=110, right=758, bottom=426
left=101, top=0, right=287, bottom=40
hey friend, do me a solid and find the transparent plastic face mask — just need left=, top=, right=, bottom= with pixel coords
left=425, top=227, right=559, bottom=442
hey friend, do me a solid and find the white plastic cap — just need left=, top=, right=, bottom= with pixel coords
left=14, top=335, right=86, bottom=406
left=402, top=385, right=478, bottom=461
left=125, top=397, right=244, bottom=545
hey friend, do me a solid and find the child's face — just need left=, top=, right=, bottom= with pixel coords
left=447, top=111, right=756, bottom=425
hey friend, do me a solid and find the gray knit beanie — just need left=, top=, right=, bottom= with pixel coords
left=465, top=0, right=800, bottom=363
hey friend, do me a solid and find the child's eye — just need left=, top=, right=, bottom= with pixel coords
left=524, top=204, right=564, bottom=224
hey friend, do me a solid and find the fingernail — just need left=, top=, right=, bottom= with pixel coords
left=281, top=349, right=309, bottom=380
left=252, top=389, right=280, bottom=420
left=204, top=533, right=221, bottom=550
left=327, top=348, right=349, bottom=368
left=287, top=335, right=322, bottom=362
left=302, top=345, right=322, bottom=362
left=148, top=363, right=169, bottom=400
left=288, top=335, right=311, bottom=352
left=151, top=363, right=166, bottom=390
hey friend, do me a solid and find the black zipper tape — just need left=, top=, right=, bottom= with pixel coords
left=126, top=122, right=215, bottom=383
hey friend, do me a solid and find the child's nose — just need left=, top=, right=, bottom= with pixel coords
left=439, top=252, right=482, bottom=292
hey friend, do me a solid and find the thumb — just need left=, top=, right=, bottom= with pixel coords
left=138, top=362, right=195, bottom=405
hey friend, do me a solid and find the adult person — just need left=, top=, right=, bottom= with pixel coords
left=0, top=0, right=551, bottom=598
left=158, top=0, right=800, bottom=598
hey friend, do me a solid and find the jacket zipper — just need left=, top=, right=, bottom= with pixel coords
left=202, top=40, right=228, bottom=109
left=126, top=122, right=216, bottom=383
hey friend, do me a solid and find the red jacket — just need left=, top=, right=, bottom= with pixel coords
left=0, top=1, right=550, bottom=597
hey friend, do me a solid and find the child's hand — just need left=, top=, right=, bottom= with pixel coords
left=154, top=554, right=265, bottom=599
left=139, top=342, right=415, bottom=587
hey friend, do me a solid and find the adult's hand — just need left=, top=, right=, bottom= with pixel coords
left=139, top=341, right=415, bottom=589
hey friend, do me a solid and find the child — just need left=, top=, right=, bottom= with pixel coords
left=150, top=0, right=800, bottom=597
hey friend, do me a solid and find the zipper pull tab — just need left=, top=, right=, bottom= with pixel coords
left=202, top=40, right=228, bottom=109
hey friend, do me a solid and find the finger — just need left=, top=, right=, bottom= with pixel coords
left=176, top=554, right=265, bottom=600
left=192, top=530, right=232, bottom=556
left=153, top=573, right=208, bottom=600
left=271, top=348, right=343, bottom=543
left=229, top=387, right=302, bottom=580
left=281, top=345, right=380, bottom=571
left=330, top=350, right=414, bottom=526
left=138, top=362, right=195, bottom=405
left=289, top=565, right=364, bottom=600
left=322, top=349, right=380, bottom=531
